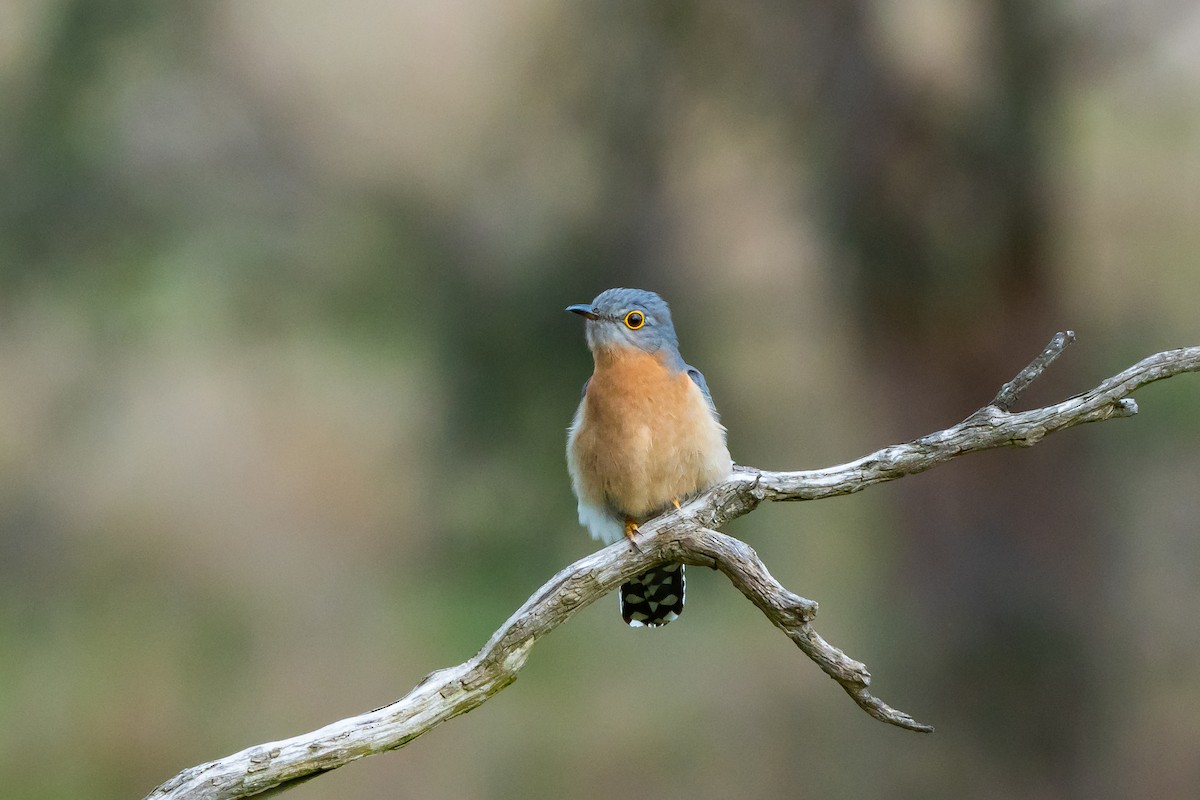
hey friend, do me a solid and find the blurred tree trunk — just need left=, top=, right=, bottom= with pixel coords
left=792, top=2, right=1103, bottom=792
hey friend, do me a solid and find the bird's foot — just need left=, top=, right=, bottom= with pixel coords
left=623, top=517, right=643, bottom=553
left=672, top=498, right=682, bottom=510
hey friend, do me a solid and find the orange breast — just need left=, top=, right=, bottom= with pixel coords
left=569, top=346, right=731, bottom=519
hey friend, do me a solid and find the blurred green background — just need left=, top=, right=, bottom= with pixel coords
left=2, top=2, right=1199, bottom=798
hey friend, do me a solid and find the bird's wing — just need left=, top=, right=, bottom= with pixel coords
left=686, top=365, right=720, bottom=419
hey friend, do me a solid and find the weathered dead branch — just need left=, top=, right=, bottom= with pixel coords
left=145, top=334, right=1200, bottom=800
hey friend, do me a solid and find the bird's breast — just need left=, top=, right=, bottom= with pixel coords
left=568, top=347, right=731, bottom=519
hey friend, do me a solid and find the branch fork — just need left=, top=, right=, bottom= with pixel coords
left=145, top=333, right=1200, bottom=800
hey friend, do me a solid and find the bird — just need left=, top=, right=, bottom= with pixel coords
left=566, top=288, right=733, bottom=627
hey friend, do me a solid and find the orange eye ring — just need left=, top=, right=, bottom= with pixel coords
left=623, top=310, right=645, bottom=330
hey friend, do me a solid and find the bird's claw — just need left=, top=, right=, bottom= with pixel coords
left=623, top=517, right=643, bottom=553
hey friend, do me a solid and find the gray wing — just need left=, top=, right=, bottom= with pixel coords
left=686, top=365, right=720, bottom=419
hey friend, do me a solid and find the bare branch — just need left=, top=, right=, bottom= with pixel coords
left=671, top=526, right=933, bottom=733
left=989, top=329, right=1076, bottom=410
left=749, top=336, right=1200, bottom=502
left=144, top=337, right=1200, bottom=800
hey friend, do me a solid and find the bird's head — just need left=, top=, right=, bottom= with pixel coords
left=567, top=287, right=680, bottom=356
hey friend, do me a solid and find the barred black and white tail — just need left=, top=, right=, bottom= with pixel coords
left=620, top=563, right=685, bottom=627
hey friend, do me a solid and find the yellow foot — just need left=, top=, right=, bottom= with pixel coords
left=623, top=517, right=643, bottom=553
left=672, top=498, right=682, bottom=510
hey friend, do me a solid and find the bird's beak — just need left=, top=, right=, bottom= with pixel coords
left=566, top=304, right=600, bottom=320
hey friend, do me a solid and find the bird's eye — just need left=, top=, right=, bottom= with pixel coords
left=623, top=310, right=645, bottom=330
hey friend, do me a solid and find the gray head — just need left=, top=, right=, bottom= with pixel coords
left=566, top=287, right=681, bottom=356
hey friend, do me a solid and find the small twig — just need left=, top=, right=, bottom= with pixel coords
left=675, top=526, right=933, bottom=732
left=144, top=337, right=1200, bottom=800
left=990, top=330, right=1076, bottom=410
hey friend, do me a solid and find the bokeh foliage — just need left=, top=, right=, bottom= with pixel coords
left=2, top=2, right=1199, bottom=798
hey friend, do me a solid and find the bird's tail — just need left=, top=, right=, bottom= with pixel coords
left=620, top=563, right=685, bottom=627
